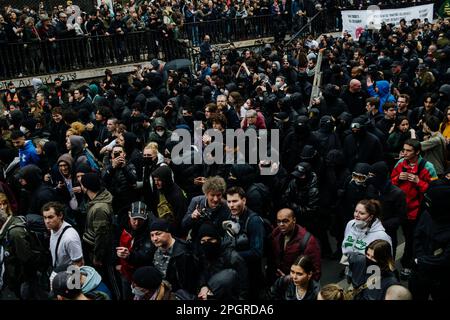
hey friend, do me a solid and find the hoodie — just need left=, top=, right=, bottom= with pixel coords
left=152, top=166, right=187, bottom=234
left=19, top=140, right=40, bottom=168
left=342, top=218, right=392, bottom=256
left=367, top=80, right=396, bottom=113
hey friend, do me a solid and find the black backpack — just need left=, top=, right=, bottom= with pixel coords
left=7, top=214, right=51, bottom=271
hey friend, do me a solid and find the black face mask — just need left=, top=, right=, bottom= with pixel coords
left=201, top=242, right=221, bottom=258
left=143, top=157, right=156, bottom=167
left=183, top=116, right=193, bottom=123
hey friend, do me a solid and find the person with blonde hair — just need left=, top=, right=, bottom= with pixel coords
left=318, top=283, right=347, bottom=300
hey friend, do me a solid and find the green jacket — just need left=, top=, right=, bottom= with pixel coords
left=83, top=189, right=113, bottom=264
left=0, top=216, right=40, bottom=286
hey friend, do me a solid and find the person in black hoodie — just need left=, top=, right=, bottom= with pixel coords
left=282, top=116, right=320, bottom=173
left=316, top=83, right=349, bottom=119
left=313, top=115, right=342, bottom=157
left=15, top=164, right=59, bottom=215
left=321, top=149, right=351, bottom=258
left=120, top=132, right=143, bottom=179
left=343, top=117, right=383, bottom=171
left=196, top=223, right=248, bottom=300
left=409, top=175, right=450, bottom=300
left=368, top=161, right=407, bottom=258
left=152, top=166, right=188, bottom=237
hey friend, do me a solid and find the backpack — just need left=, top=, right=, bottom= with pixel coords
left=84, top=149, right=102, bottom=173
left=7, top=214, right=51, bottom=272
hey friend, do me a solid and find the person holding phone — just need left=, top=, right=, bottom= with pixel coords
left=102, top=145, right=138, bottom=226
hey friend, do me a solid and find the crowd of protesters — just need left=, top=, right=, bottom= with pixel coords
left=0, top=0, right=450, bottom=301
left=0, top=0, right=437, bottom=78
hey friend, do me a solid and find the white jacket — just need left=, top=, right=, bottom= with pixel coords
left=342, top=218, right=392, bottom=256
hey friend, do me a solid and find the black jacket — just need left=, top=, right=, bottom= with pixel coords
left=266, top=276, right=319, bottom=300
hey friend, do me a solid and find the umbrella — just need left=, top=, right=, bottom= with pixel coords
left=163, top=59, right=192, bottom=72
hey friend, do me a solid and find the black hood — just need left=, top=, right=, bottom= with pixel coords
left=319, top=115, right=334, bottom=133
left=439, top=84, right=450, bottom=101
left=152, top=165, right=174, bottom=188
left=123, top=132, right=138, bottom=155
left=353, top=162, right=371, bottom=175
left=325, top=149, right=346, bottom=168
left=17, top=164, right=43, bottom=189
left=369, top=161, right=389, bottom=189
left=228, top=164, right=258, bottom=188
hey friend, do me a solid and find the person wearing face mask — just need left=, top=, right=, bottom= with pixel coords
left=281, top=162, right=319, bottom=233
left=368, top=161, right=407, bottom=259
left=342, top=199, right=392, bottom=271
left=347, top=239, right=399, bottom=300
left=343, top=117, right=383, bottom=171
left=1, top=82, right=21, bottom=110
left=131, top=266, right=168, bottom=300
left=196, top=223, right=248, bottom=300
left=148, top=117, right=172, bottom=154
left=116, top=201, right=153, bottom=300
left=138, top=142, right=166, bottom=206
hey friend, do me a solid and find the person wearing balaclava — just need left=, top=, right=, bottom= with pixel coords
left=409, top=174, right=450, bottom=301
left=343, top=116, right=383, bottom=171
left=120, top=131, right=143, bottom=178
left=316, top=83, right=349, bottom=119
left=281, top=162, right=319, bottom=232
left=312, top=115, right=341, bottom=157
left=15, top=164, right=59, bottom=215
left=282, top=115, right=320, bottom=173
left=368, top=161, right=406, bottom=259
left=196, top=223, right=248, bottom=300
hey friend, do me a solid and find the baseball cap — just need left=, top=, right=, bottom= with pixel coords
left=129, top=201, right=148, bottom=220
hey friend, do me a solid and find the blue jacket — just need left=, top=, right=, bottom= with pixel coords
left=19, top=140, right=40, bottom=168
left=368, top=80, right=396, bottom=113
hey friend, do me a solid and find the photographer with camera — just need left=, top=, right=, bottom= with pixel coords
left=102, top=145, right=138, bottom=227
left=181, top=176, right=231, bottom=244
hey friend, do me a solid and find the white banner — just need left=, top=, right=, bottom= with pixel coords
left=341, top=3, right=434, bottom=40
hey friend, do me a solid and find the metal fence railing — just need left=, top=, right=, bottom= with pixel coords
left=0, top=30, right=195, bottom=80
left=180, top=14, right=275, bottom=46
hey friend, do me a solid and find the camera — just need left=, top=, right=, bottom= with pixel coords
left=113, top=151, right=121, bottom=158
left=199, top=207, right=213, bottom=219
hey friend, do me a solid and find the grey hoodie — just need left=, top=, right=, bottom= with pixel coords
left=342, top=218, right=392, bottom=256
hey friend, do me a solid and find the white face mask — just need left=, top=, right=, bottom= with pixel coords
left=9, top=88, right=16, bottom=93
left=131, top=286, right=147, bottom=298
left=354, top=220, right=369, bottom=229
left=156, top=130, right=164, bottom=137
left=20, top=126, right=29, bottom=134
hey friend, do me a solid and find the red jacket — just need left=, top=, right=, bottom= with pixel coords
left=391, top=156, right=437, bottom=220
left=118, top=229, right=135, bottom=282
left=270, top=224, right=321, bottom=280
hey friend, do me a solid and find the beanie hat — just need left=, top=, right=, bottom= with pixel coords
left=197, top=223, right=220, bottom=240
left=150, top=219, right=171, bottom=233
left=133, top=266, right=163, bottom=290
left=81, top=172, right=101, bottom=192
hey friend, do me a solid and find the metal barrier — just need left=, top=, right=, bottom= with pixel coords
left=180, top=15, right=275, bottom=46
left=0, top=30, right=195, bottom=80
